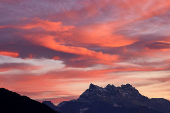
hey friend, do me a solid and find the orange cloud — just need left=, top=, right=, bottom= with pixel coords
left=52, top=56, right=60, bottom=60
left=21, top=18, right=75, bottom=31
left=24, top=34, right=119, bottom=62
left=29, top=54, right=36, bottom=59
left=72, top=23, right=137, bottom=47
left=0, top=51, right=19, bottom=58
left=0, top=25, right=11, bottom=29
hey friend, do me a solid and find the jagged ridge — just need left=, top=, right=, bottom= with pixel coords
left=43, top=83, right=170, bottom=113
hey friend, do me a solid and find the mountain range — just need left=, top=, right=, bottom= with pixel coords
left=1, top=83, right=170, bottom=113
left=43, top=83, right=170, bottom=113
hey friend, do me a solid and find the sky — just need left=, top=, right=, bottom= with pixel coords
left=0, top=0, right=170, bottom=105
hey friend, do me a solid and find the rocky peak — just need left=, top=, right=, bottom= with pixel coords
left=78, top=83, right=145, bottom=102
left=121, top=83, right=133, bottom=88
left=89, top=83, right=99, bottom=89
left=119, top=83, right=139, bottom=95
left=105, top=84, right=115, bottom=89
left=106, top=84, right=115, bottom=88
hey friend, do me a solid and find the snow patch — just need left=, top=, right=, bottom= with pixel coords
left=79, top=108, right=89, bottom=113
left=113, top=103, right=121, bottom=107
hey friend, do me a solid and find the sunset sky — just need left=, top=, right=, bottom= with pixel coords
left=1, top=0, right=170, bottom=105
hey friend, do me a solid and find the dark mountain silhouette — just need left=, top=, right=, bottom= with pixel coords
left=0, top=88, right=59, bottom=113
left=43, top=83, right=170, bottom=113
left=42, top=101, right=57, bottom=110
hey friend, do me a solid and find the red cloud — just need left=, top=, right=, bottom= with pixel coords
left=0, top=51, right=19, bottom=58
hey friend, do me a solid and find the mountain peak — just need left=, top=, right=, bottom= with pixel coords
left=105, top=84, right=115, bottom=88
left=89, top=83, right=98, bottom=89
left=121, top=83, right=133, bottom=88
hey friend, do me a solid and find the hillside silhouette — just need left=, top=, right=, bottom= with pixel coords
left=0, top=88, right=59, bottom=113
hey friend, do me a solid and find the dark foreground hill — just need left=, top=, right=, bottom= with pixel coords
left=0, top=88, right=59, bottom=113
left=43, top=83, right=170, bottom=113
